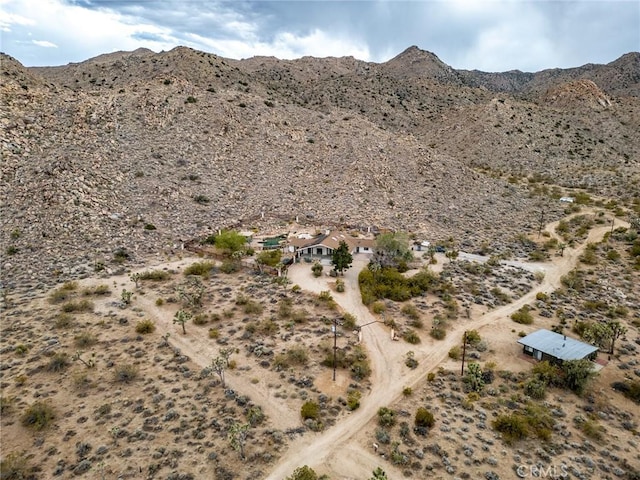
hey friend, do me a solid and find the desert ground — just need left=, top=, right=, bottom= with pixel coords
left=1, top=204, right=639, bottom=480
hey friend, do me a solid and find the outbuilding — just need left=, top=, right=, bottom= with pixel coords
left=517, top=329, right=598, bottom=364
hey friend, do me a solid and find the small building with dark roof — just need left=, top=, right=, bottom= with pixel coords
left=517, top=329, right=598, bottom=364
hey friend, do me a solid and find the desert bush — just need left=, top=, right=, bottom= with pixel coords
left=465, top=330, right=482, bottom=346
left=208, top=328, right=220, bottom=339
left=54, top=313, right=73, bottom=328
left=300, top=401, right=320, bottom=420
left=335, top=278, right=345, bottom=293
left=139, top=270, right=170, bottom=281
left=371, top=301, right=386, bottom=314
left=493, top=413, right=529, bottom=444
left=611, top=380, right=640, bottom=404
left=291, top=308, right=310, bottom=324
left=404, top=330, right=421, bottom=344
left=286, top=466, right=319, bottom=480
left=511, top=305, right=533, bottom=325
left=429, top=324, right=447, bottom=340
left=448, top=346, right=461, bottom=360
left=135, top=319, right=156, bottom=334
left=0, top=451, right=36, bottom=479
left=21, top=402, right=55, bottom=430
left=184, top=261, right=215, bottom=277
left=311, top=262, right=323, bottom=277
left=405, top=351, right=418, bottom=369
left=74, top=332, right=97, bottom=348
left=318, top=290, right=333, bottom=302
left=427, top=372, right=436, bottom=382
left=192, top=314, right=209, bottom=326
left=579, top=418, right=604, bottom=441
left=84, top=284, right=111, bottom=296
left=47, top=353, right=70, bottom=372
left=401, top=303, right=420, bottom=320
left=61, top=299, right=94, bottom=313
left=402, top=387, right=412, bottom=396
left=346, top=390, right=361, bottom=411
left=113, top=364, right=138, bottom=383
left=377, top=407, right=396, bottom=427
left=342, top=312, right=357, bottom=330
left=14, top=344, right=29, bottom=355
left=246, top=406, right=265, bottom=427
left=524, top=377, right=547, bottom=399
left=375, top=428, right=391, bottom=445
left=220, top=259, right=240, bottom=274
left=414, top=407, right=435, bottom=429
left=243, top=300, right=263, bottom=315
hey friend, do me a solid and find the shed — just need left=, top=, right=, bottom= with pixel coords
left=517, top=329, right=598, bottom=364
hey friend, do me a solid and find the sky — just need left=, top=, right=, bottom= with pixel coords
left=1, top=0, right=638, bottom=72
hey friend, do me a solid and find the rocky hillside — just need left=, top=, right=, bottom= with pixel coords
left=1, top=46, right=639, bottom=292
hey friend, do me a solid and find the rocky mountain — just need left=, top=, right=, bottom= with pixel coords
left=1, top=46, right=639, bottom=292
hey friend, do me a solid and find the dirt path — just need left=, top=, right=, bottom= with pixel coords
left=267, top=215, right=626, bottom=479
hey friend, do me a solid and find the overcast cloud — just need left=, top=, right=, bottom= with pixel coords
left=1, top=0, right=638, bottom=72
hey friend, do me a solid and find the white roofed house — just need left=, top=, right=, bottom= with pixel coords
left=517, top=329, right=599, bottom=364
left=289, top=230, right=375, bottom=261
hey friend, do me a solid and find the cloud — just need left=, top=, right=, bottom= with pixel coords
left=0, top=0, right=637, bottom=70
left=32, top=39, right=58, bottom=48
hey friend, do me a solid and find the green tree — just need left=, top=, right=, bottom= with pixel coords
left=227, top=422, right=250, bottom=460
left=286, top=466, right=318, bottom=480
left=256, top=249, right=282, bottom=273
left=173, top=309, right=192, bottom=334
left=369, top=467, right=388, bottom=480
left=331, top=240, right=353, bottom=275
left=372, top=232, right=413, bottom=269
left=561, top=359, right=595, bottom=395
left=214, top=230, right=247, bottom=256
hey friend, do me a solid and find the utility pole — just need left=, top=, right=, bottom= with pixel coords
left=461, top=331, right=468, bottom=376
left=332, top=318, right=338, bottom=381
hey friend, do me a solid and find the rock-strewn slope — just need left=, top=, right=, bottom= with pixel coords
left=2, top=46, right=639, bottom=291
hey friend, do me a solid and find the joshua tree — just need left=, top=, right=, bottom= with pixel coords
left=173, top=309, right=192, bottom=334
left=129, top=272, right=141, bottom=288
left=227, top=422, right=250, bottom=460
left=211, top=355, right=227, bottom=387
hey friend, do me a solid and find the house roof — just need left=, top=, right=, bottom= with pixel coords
left=517, top=329, right=598, bottom=361
left=289, top=230, right=374, bottom=251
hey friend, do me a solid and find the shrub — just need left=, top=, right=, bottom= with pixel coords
left=139, top=270, right=170, bottom=281
left=135, top=319, right=156, bottom=334
left=430, top=327, right=446, bottom=340
left=415, top=407, right=435, bottom=428
left=74, top=333, right=98, bottom=348
left=208, top=328, right=220, bottom=339
left=0, top=452, right=35, bottom=479
left=286, top=466, right=318, bottom=480
left=346, top=390, right=361, bottom=411
left=492, top=413, right=529, bottom=444
left=375, top=428, right=391, bottom=445
left=580, top=419, right=604, bottom=441
left=342, top=312, right=357, bottom=330
left=335, top=278, right=345, bottom=293
left=448, top=346, right=461, bottom=360
left=300, top=401, right=320, bottom=420
left=243, top=300, right=263, bottom=315
left=524, top=377, right=547, bottom=399
left=401, top=303, right=420, bottom=320
left=611, top=380, right=640, bottom=404
left=377, top=407, right=396, bottom=427
left=185, top=96, right=197, bottom=103
left=54, top=313, right=73, bottom=329
left=47, top=353, right=70, bottom=372
left=193, top=314, right=209, bottom=326
left=220, top=259, right=240, bottom=274
left=311, top=262, right=323, bottom=277
left=511, top=305, right=533, bottom=325
left=21, top=402, right=55, bottom=430
left=85, top=284, right=111, bottom=296
left=371, top=301, right=386, bottom=314
left=61, top=299, right=94, bottom=313
left=114, top=364, right=138, bottom=383
left=465, top=330, right=481, bottom=346
left=404, top=330, right=421, bottom=344
left=318, top=290, right=333, bottom=302
left=184, top=261, right=215, bottom=277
